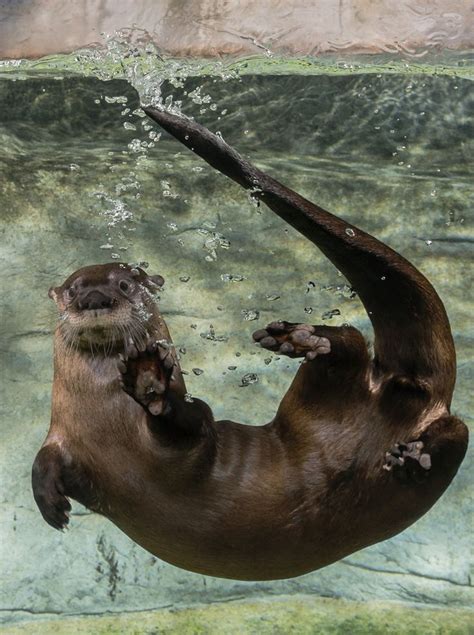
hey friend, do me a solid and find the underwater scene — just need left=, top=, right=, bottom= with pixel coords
left=0, top=35, right=473, bottom=634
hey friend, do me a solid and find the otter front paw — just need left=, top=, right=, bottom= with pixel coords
left=119, top=339, right=174, bottom=416
left=32, top=448, right=71, bottom=530
left=253, top=321, right=331, bottom=360
left=383, top=441, right=431, bottom=483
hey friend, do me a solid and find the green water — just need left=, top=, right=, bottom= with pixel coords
left=0, top=53, right=472, bottom=630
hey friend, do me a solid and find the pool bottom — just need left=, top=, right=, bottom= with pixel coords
left=3, top=595, right=473, bottom=634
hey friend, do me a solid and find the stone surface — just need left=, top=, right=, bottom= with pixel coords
left=0, top=73, right=472, bottom=625
left=0, top=0, right=472, bottom=60
left=2, top=596, right=474, bottom=634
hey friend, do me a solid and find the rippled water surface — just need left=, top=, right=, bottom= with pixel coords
left=0, top=52, right=472, bottom=627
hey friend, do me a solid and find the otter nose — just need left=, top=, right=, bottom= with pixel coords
left=77, top=290, right=113, bottom=311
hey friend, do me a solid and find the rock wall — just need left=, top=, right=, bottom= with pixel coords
left=0, top=0, right=472, bottom=60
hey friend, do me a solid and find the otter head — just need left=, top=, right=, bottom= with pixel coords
left=49, top=263, right=165, bottom=351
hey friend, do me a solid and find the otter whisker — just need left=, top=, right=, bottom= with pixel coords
left=106, top=332, right=116, bottom=357
left=128, top=318, right=147, bottom=348
left=59, top=321, right=79, bottom=357
left=117, top=324, right=129, bottom=354
left=126, top=318, right=148, bottom=352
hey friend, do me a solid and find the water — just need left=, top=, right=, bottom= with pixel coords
left=0, top=44, right=472, bottom=630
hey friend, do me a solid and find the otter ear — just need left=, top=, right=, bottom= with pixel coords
left=147, top=274, right=165, bottom=289
left=48, top=287, right=59, bottom=302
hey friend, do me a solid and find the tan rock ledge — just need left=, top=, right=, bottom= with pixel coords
left=2, top=595, right=474, bottom=634
left=0, top=0, right=472, bottom=60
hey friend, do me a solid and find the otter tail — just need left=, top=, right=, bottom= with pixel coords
left=143, top=107, right=456, bottom=405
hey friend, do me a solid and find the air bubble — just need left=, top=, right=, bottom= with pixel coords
left=321, top=309, right=341, bottom=320
left=130, top=261, right=149, bottom=270
left=105, top=96, right=128, bottom=104
left=221, top=274, right=245, bottom=282
left=242, top=309, right=259, bottom=321
left=240, top=373, right=259, bottom=387
left=200, top=325, right=228, bottom=342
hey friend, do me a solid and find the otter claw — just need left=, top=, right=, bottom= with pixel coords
left=117, top=360, right=127, bottom=373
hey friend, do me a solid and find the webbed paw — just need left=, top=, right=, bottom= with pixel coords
left=32, top=453, right=71, bottom=531
left=383, top=440, right=431, bottom=483
left=119, top=338, right=175, bottom=416
left=253, top=321, right=331, bottom=360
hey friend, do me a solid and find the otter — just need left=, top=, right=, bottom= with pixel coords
left=32, top=109, right=468, bottom=581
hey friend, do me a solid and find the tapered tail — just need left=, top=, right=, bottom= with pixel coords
left=143, top=107, right=456, bottom=402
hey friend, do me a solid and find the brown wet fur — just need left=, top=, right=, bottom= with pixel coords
left=32, top=111, right=468, bottom=581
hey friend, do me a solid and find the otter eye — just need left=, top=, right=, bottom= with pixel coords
left=119, top=280, right=131, bottom=294
left=67, top=287, right=76, bottom=299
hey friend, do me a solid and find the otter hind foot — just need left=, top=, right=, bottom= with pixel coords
left=383, top=441, right=431, bottom=483
left=119, top=339, right=174, bottom=416
left=253, top=321, right=331, bottom=360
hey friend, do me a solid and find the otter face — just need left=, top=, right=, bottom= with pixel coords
left=49, top=263, right=164, bottom=349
